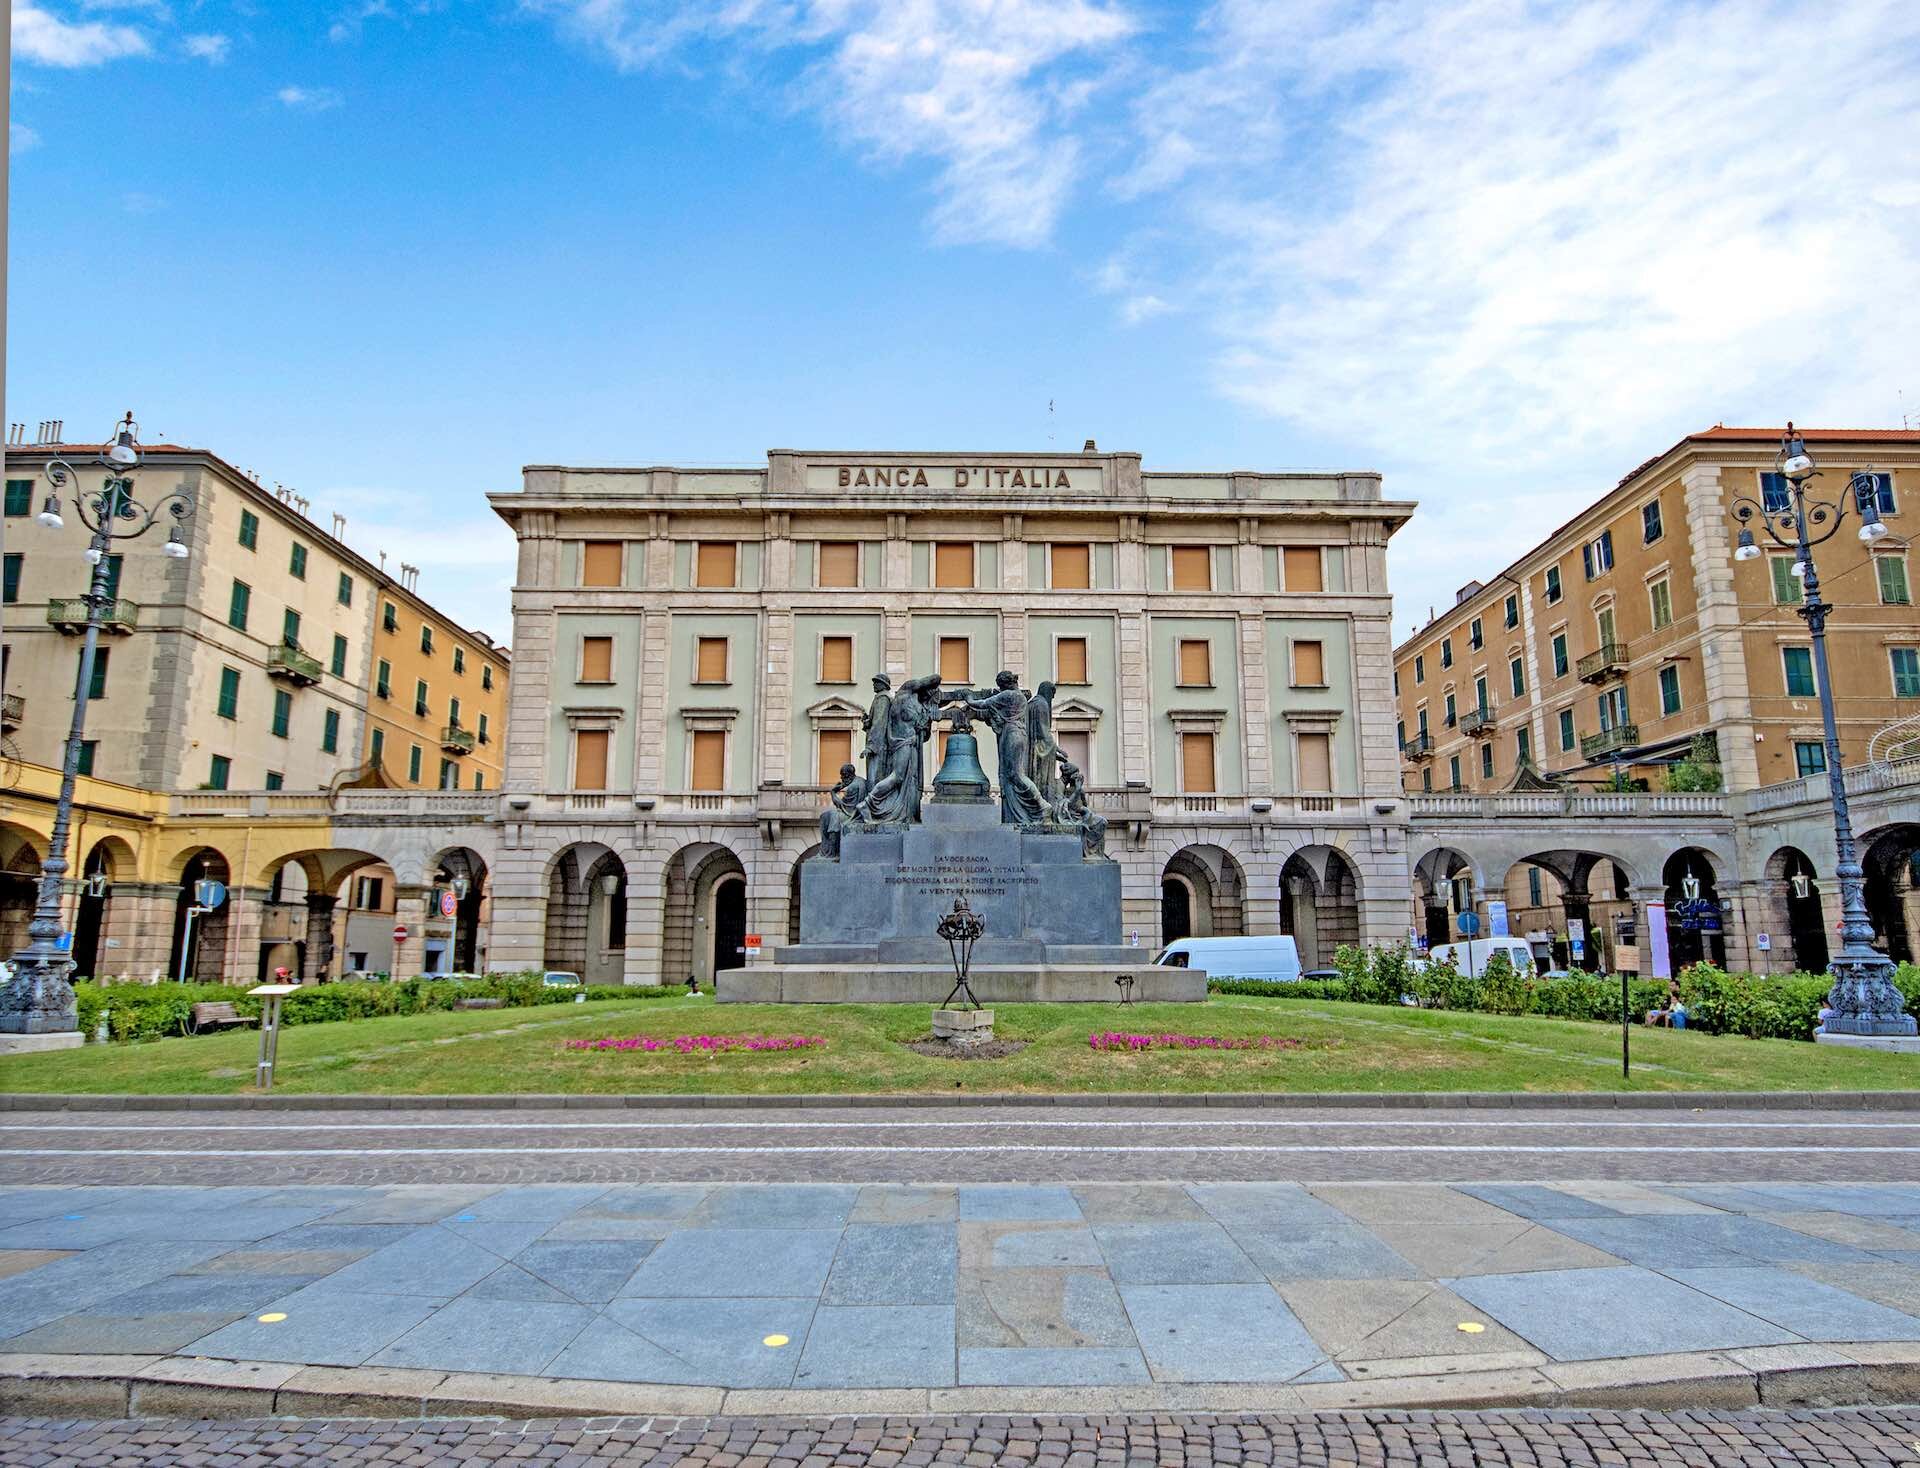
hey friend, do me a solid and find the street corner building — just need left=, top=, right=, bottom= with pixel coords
left=483, top=447, right=1418, bottom=986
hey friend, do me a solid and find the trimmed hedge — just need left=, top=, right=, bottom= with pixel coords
left=73, top=974, right=682, bottom=1043
left=1209, top=945, right=1920, bottom=1044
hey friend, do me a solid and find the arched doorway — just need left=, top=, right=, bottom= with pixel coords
left=1161, top=877, right=1193, bottom=945
left=1279, top=846, right=1361, bottom=970
left=1160, top=846, right=1246, bottom=946
left=170, top=848, right=232, bottom=982
left=787, top=845, right=821, bottom=946
left=431, top=848, right=489, bottom=974
left=544, top=844, right=628, bottom=985
left=71, top=837, right=135, bottom=980
left=1411, top=847, right=1475, bottom=950
left=1662, top=848, right=1726, bottom=969
left=0, top=825, right=43, bottom=959
left=713, top=874, right=747, bottom=974
left=662, top=845, right=748, bottom=986
left=1862, top=824, right=1919, bottom=964
left=1765, top=845, right=1829, bottom=974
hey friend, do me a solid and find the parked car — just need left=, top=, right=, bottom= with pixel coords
left=1153, top=935, right=1301, bottom=982
left=541, top=970, right=583, bottom=988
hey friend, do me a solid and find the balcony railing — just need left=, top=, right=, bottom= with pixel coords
left=266, top=643, right=324, bottom=686
left=1409, top=790, right=1728, bottom=818
left=0, top=693, right=21, bottom=730
left=439, top=725, right=476, bottom=754
left=1580, top=723, right=1639, bottom=759
left=1459, top=705, right=1495, bottom=736
left=47, top=598, right=138, bottom=634
left=1577, top=642, right=1629, bottom=683
left=1401, top=731, right=1434, bottom=760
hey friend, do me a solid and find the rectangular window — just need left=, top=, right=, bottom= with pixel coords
left=1469, top=617, right=1483, bottom=650
left=1422, top=767, right=1432, bottom=792
left=265, top=770, right=284, bottom=791
left=474, top=771, right=485, bottom=790
left=376, top=659, right=391, bottom=699
left=938, top=636, right=970, bottom=685
left=237, top=508, right=258, bottom=548
left=1761, top=471, right=1792, bottom=513
left=1440, top=638, right=1453, bottom=669
left=1893, top=648, right=1920, bottom=698
left=1516, top=726, right=1531, bottom=765
left=85, top=647, right=110, bottom=700
left=1544, top=566, right=1562, bottom=603
left=371, top=728, right=385, bottom=765
left=1480, top=743, right=1495, bottom=779
left=1058, top=730, right=1090, bottom=779
left=1856, top=472, right=1897, bottom=515
left=271, top=688, right=291, bottom=738
left=1596, top=607, right=1617, bottom=647
left=415, top=679, right=429, bottom=716
left=289, top=542, right=307, bottom=579
left=1504, top=593, right=1519, bottom=629
left=1292, top=639, right=1326, bottom=687
left=439, top=758, right=459, bottom=790
left=382, top=601, right=398, bottom=632
left=208, top=754, right=231, bottom=790
left=1641, top=501, right=1663, bottom=543
left=420, top=624, right=434, bottom=655
left=1283, top=546, right=1322, bottom=593
left=695, top=541, right=737, bottom=588
left=1444, top=692, right=1457, bottom=726
left=337, top=571, right=353, bottom=606
left=1659, top=664, right=1682, bottom=716
left=1051, top=543, right=1091, bottom=589
left=330, top=634, right=348, bottom=677
left=4, top=479, right=33, bottom=516
left=694, top=636, right=729, bottom=684
left=1783, top=646, right=1816, bottom=697
left=1528, top=867, right=1543, bottom=906
left=1397, top=719, right=1406, bottom=747
left=1414, top=655, right=1425, bottom=683
left=1552, top=633, right=1568, bottom=678
left=322, top=707, right=340, bottom=753
left=933, top=542, right=974, bottom=589
left=478, top=712, right=490, bottom=744
left=1448, top=753, right=1462, bottom=789
left=820, top=635, right=854, bottom=684
left=282, top=608, right=301, bottom=648
left=408, top=743, right=423, bottom=783
left=1598, top=686, right=1630, bottom=730
left=1770, top=555, right=1803, bottom=605
left=99, top=554, right=123, bottom=601
left=1559, top=708, right=1575, bottom=751
left=1180, top=732, right=1216, bottom=793
left=1510, top=656, right=1526, bottom=697
left=818, top=541, right=859, bottom=588
left=354, top=875, right=385, bottom=909
left=1, top=554, right=20, bottom=604
left=1795, top=740, right=1827, bottom=777
left=581, top=636, right=614, bottom=683
left=1649, top=578, right=1673, bottom=629
left=690, top=729, right=726, bottom=790
left=1170, top=545, right=1211, bottom=591
left=1474, top=674, right=1489, bottom=714
left=1055, top=637, right=1088, bottom=685
left=1877, top=557, right=1911, bottom=606
left=1417, top=708, right=1428, bottom=735
left=453, top=647, right=465, bottom=675
left=582, top=541, right=623, bottom=587
left=228, top=579, right=251, bottom=630
left=76, top=741, right=97, bottom=777
left=482, top=665, right=493, bottom=691
left=217, top=666, right=240, bottom=720
left=818, top=727, right=853, bottom=785
left=1297, top=732, right=1332, bottom=793
left=448, top=696, right=462, bottom=728
left=1177, top=638, right=1212, bottom=687
left=1582, top=529, right=1614, bottom=579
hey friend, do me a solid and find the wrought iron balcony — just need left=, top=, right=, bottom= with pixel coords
left=0, top=693, right=21, bottom=730
left=1581, top=723, right=1640, bottom=759
left=266, top=642, right=324, bottom=686
left=1577, top=641, right=1629, bottom=683
left=47, top=597, right=138, bottom=634
left=1401, top=730, right=1434, bottom=760
left=1460, top=705, right=1495, bottom=736
left=439, top=725, right=476, bottom=754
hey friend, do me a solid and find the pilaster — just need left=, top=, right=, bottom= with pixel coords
left=391, top=884, right=432, bottom=978
left=1681, top=466, right=1762, bottom=791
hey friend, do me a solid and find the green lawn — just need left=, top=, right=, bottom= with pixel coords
left=3, top=993, right=1917, bottom=1095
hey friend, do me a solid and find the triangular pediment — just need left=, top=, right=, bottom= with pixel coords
left=1051, top=696, right=1105, bottom=721
left=804, top=695, right=868, bottom=721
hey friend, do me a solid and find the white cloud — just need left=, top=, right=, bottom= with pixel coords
left=277, top=85, right=344, bottom=111
left=183, top=32, right=230, bottom=62
left=10, top=124, right=41, bottom=156
left=13, top=4, right=151, bottom=65
left=121, top=190, right=166, bottom=213
left=527, top=0, right=1136, bottom=248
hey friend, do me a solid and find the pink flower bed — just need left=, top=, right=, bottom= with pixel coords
left=566, top=1034, right=827, bottom=1054
left=1088, top=1031, right=1303, bottom=1053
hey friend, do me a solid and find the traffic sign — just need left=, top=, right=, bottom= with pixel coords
left=439, top=891, right=457, bottom=918
left=1456, top=911, right=1481, bottom=937
left=392, top=924, right=409, bottom=943
left=196, top=879, right=227, bottom=909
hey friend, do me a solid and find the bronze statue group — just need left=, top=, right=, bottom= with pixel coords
left=818, top=671, right=1107, bottom=859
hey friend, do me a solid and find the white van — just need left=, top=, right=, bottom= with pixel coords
left=1421, top=936, right=1536, bottom=978
left=1154, top=935, right=1301, bottom=982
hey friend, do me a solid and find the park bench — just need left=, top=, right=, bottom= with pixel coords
left=188, top=1001, right=257, bottom=1035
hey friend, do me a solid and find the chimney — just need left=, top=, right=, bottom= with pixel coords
left=1082, top=438, right=1097, bottom=452
left=331, top=513, right=346, bottom=540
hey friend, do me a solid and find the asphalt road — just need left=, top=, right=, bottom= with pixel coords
left=4, top=1103, right=1919, bottom=1185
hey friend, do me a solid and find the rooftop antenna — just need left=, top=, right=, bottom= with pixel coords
left=331, top=512, right=346, bottom=539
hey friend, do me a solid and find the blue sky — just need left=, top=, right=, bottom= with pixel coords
left=10, top=0, right=1920, bottom=642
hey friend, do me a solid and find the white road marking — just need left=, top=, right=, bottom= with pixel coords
left=4, top=1143, right=1918, bottom=1157
left=3, top=1117, right=1917, bottom=1133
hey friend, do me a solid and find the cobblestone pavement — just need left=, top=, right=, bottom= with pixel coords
left=4, top=1409, right=1920, bottom=1466
left=4, top=1104, right=1920, bottom=1185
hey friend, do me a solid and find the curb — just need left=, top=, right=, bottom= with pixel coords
left=4, top=1090, right=1920, bottom=1111
left=2, top=1345, right=1918, bottom=1420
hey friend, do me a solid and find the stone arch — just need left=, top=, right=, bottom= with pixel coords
left=1763, top=845, right=1829, bottom=974
left=661, top=842, right=750, bottom=986
left=71, top=835, right=138, bottom=980
left=428, top=846, right=490, bottom=974
left=544, top=842, right=629, bottom=985
left=1662, top=846, right=1727, bottom=969
left=1279, top=845, right=1361, bottom=971
left=1160, top=844, right=1246, bottom=946
left=787, top=842, right=823, bottom=945
left=0, top=823, right=43, bottom=960
left=253, top=847, right=391, bottom=984
left=1411, top=846, right=1477, bottom=949
left=169, top=846, right=232, bottom=982
left=1860, top=823, right=1920, bottom=964
left=1496, top=849, right=1635, bottom=972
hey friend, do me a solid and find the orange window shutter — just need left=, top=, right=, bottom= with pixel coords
left=1171, top=546, right=1211, bottom=591
left=696, top=542, right=737, bottom=588
left=696, top=637, right=728, bottom=682
left=691, top=730, right=726, bottom=790
left=581, top=637, right=613, bottom=683
left=1053, top=543, right=1091, bottom=589
left=1178, top=639, right=1210, bottom=686
left=1056, top=637, right=1088, bottom=684
left=934, top=728, right=952, bottom=767
left=1181, top=733, right=1216, bottom=793
left=1059, top=730, right=1090, bottom=774
left=1299, top=732, right=1333, bottom=792
left=819, top=542, right=858, bottom=587
left=574, top=730, right=609, bottom=790
left=818, top=728, right=853, bottom=784
left=934, top=542, right=974, bottom=588
left=582, top=542, right=621, bottom=587
left=1294, top=640, right=1325, bottom=687
left=821, top=636, right=853, bottom=683
left=939, top=637, right=970, bottom=684
left=1284, top=547, right=1323, bottom=593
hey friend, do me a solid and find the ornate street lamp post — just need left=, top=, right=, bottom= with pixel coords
left=0, top=414, right=194, bottom=1039
left=1729, top=424, right=1913, bottom=1040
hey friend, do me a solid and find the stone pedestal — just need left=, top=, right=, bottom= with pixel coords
left=932, top=1008, right=994, bottom=1044
left=0, top=1031, right=85, bottom=1055
left=1815, top=1032, right=1920, bottom=1053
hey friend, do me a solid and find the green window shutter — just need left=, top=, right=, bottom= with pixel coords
left=322, top=708, right=340, bottom=753
left=272, top=688, right=292, bottom=738
left=1559, top=709, right=1575, bottom=750
left=208, top=755, right=231, bottom=790
left=338, top=572, right=353, bottom=606
left=229, top=580, right=251, bottom=629
left=371, top=728, right=385, bottom=763
left=289, top=542, right=308, bottom=579
left=264, top=771, right=284, bottom=791
left=415, top=680, right=428, bottom=716
left=1659, top=665, right=1681, bottom=715
left=217, top=666, right=240, bottom=720
left=478, top=712, right=489, bottom=743
left=454, top=648, right=465, bottom=674
left=1770, top=556, right=1803, bottom=605
left=376, top=659, right=391, bottom=698
left=4, top=480, right=33, bottom=517
left=330, top=634, right=348, bottom=676
left=408, top=744, right=422, bottom=782
left=1, top=554, right=20, bottom=605
left=1783, top=647, right=1815, bottom=697
left=1510, top=658, right=1525, bottom=697
left=99, top=555, right=124, bottom=602
left=1878, top=557, right=1910, bottom=605
left=449, top=697, right=461, bottom=728
left=1894, top=649, right=1920, bottom=698
left=238, top=510, right=259, bottom=549
left=76, top=741, right=97, bottom=777
left=1552, top=635, right=1567, bottom=677
left=85, top=647, right=110, bottom=700
left=283, top=608, right=301, bottom=647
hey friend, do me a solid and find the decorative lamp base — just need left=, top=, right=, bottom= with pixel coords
left=932, top=1008, right=995, bottom=1045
